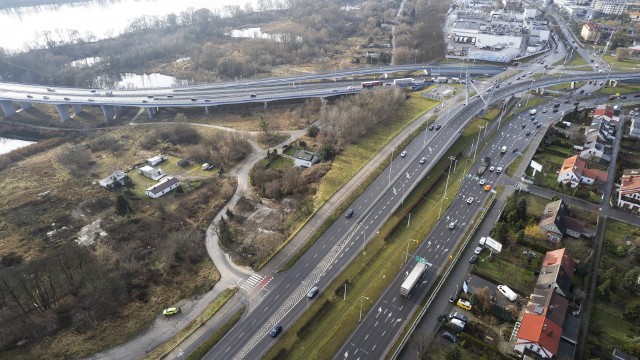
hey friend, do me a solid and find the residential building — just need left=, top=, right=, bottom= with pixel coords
left=145, top=176, right=180, bottom=198
left=514, top=248, right=577, bottom=359
left=628, top=2, right=640, bottom=21
left=99, top=170, right=128, bottom=189
left=537, top=248, right=576, bottom=297
left=613, top=348, right=639, bottom=360
left=539, top=199, right=586, bottom=241
left=139, top=165, right=166, bottom=181
left=581, top=21, right=599, bottom=41
left=618, top=169, right=640, bottom=211
left=593, top=0, right=629, bottom=15
left=514, top=313, right=563, bottom=358
left=630, top=115, right=640, bottom=138
left=293, top=150, right=320, bottom=168
left=146, top=154, right=166, bottom=166
left=557, top=155, right=608, bottom=188
left=580, top=113, right=615, bottom=162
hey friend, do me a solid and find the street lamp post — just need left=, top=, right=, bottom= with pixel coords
left=405, top=239, right=417, bottom=262
left=438, top=156, right=456, bottom=219
left=473, top=126, right=484, bottom=162
left=389, top=148, right=395, bottom=185
left=359, top=296, right=370, bottom=322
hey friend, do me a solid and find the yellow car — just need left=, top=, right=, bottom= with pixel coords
left=484, top=184, right=492, bottom=192
left=162, top=307, right=181, bottom=316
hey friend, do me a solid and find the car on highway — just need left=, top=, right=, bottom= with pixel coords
left=270, top=325, right=283, bottom=337
left=512, top=148, right=518, bottom=153
left=88, top=98, right=94, bottom=102
left=26, top=95, right=33, bottom=98
left=162, top=307, right=181, bottom=316
left=330, top=89, right=338, bottom=93
left=90, top=89, right=97, bottom=93
left=42, top=95, right=49, bottom=99
left=400, top=151, right=407, bottom=158
left=167, top=95, right=174, bottom=98
left=419, top=157, right=426, bottom=164
left=542, top=109, right=547, bottom=113
left=307, top=287, right=319, bottom=299
left=496, top=167, right=502, bottom=173
left=64, top=97, right=70, bottom=101
left=204, top=99, right=211, bottom=102
left=533, top=119, right=538, bottom=124
left=250, top=93, right=257, bottom=98
left=536, top=123, right=542, bottom=128
left=634, top=93, right=640, bottom=98
left=553, top=109, right=558, bottom=113
left=469, top=255, right=478, bottom=263
left=46, top=88, right=55, bottom=92
left=146, top=95, right=154, bottom=98
left=478, top=179, right=486, bottom=185
left=526, top=131, right=531, bottom=136
left=521, top=124, right=526, bottom=129
left=345, top=209, right=354, bottom=218
left=448, top=222, right=455, bottom=229
left=466, top=197, right=474, bottom=204
left=435, top=124, right=442, bottom=130
left=442, top=331, right=458, bottom=343
left=474, top=246, right=483, bottom=255
left=484, top=184, right=492, bottom=191
left=142, top=100, right=148, bottom=103
left=428, top=125, right=434, bottom=131
left=190, top=98, right=197, bottom=102
left=489, top=166, right=495, bottom=172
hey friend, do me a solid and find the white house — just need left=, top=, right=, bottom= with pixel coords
left=139, top=165, right=166, bottom=181
left=293, top=150, right=320, bottom=168
left=146, top=154, right=166, bottom=166
left=618, top=169, right=640, bottom=211
left=145, top=177, right=180, bottom=198
left=99, top=171, right=128, bottom=189
left=630, top=116, right=640, bottom=138
left=557, top=155, right=608, bottom=188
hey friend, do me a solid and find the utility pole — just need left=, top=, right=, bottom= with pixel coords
left=438, top=156, right=456, bottom=219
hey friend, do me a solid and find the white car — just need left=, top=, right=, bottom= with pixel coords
left=419, top=157, right=426, bottom=164
left=448, top=222, right=455, bottom=229
left=489, top=166, right=495, bottom=172
left=474, top=246, right=483, bottom=255
left=479, top=179, right=486, bottom=185
left=466, top=197, right=474, bottom=204
left=496, top=167, right=503, bottom=173
left=400, top=151, right=407, bottom=158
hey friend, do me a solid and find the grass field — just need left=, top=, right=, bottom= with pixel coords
left=601, top=55, right=640, bottom=71
left=597, top=82, right=640, bottom=96
left=262, top=119, right=488, bottom=360
left=472, top=255, right=539, bottom=295
left=566, top=56, right=587, bottom=67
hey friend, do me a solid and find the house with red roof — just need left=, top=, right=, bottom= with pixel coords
left=618, top=169, right=640, bottom=211
left=514, top=248, right=577, bottom=358
left=557, top=155, right=607, bottom=188
left=514, top=313, right=563, bottom=358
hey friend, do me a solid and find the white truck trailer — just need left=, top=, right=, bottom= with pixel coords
left=401, top=262, right=427, bottom=297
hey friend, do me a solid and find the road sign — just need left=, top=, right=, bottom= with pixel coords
left=416, top=256, right=427, bottom=264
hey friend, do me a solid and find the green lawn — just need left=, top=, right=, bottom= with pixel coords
left=566, top=56, right=587, bottom=67
left=263, top=120, right=487, bottom=360
left=472, top=256, right=538, bottom=295
left=597, top=82, right=640, bottom=96
left=588, top=302, right=638, bottom=354
left=601, top=55, right=640, bottom=71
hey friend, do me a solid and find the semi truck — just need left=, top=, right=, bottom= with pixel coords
left=477, top=156, right=491, bottom=176
left=401, top=262, right=427, bottom=297
left=393, top=78, right=415, bottom=86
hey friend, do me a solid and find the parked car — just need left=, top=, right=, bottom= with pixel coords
left=496, top=167, right=502, bottom=173
left=469, top=255, right=478, bottom=263
left=162, top=307, right=181, bottom=316
left=449, top=311, right=469, bottom=323
left=474, top=246, right=483, bottom=255
left=442, top=331, right=458, bottom=343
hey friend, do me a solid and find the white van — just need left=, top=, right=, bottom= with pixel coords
left=497, top=285, right=517, bottom=302
left=449, top=318, right=465, bottom=331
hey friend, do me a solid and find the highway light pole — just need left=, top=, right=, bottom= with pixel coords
left=405, top=239, right=418, bottom=262
left=438, top=156, right=455, bottom=219
left=359, top=296, right=370, bottom=322
left=389, top=148, right=395, bottom=185
left=525, top=79, right=535, bottom=109
left=473, top=125, right=484, bottom=163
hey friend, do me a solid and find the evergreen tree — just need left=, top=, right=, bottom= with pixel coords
left=115, top=194, right=132, bottom=216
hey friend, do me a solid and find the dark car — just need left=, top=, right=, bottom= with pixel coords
left=442, top=331, right=458, bottom=343
left=579, top=90, right=584, bottom=94
left=536, top=123, right=542, bottom=128
left=553, top=109, right=558, bottom=113
left=564, top=100, right=570, bottom=104
left=270, top=325, right=283, bottom=337
left=512, top=148, right=518, bottom=153
left=345, top=209, right=354, bottom=218
left=250, top=93, right=257, bottom=98
left=526, top=131, right=531, bottom=136
left=435, top=124, right=442, bottom=130
left=428, top=125, right=434, bottom=131
left=621, top=95, right=627, bottom=99
left=469, top=255, right=478, bottom=263
left=449, top=296, right=456, bottom=303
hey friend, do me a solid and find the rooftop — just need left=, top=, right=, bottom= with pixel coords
left=146, top=176, right=179, bottom=195
left=517, top=313, right=563, bottom=356
left=294, top=149, right=318, bottom=162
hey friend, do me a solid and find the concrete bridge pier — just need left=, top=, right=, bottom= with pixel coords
left=55, top=104, right=71, bottom=122
left=114, top=106, right=123, bottom=118
left=204, top=106, right=209, bottom=114
left=20, top=102, right=32, bottom=110
left=609, top=80, right=617, bottom=87
left=147, top=107, right=156, bottom=118
left=101, top=105, right=114, bottom=122
left=72, top=104, right=83, bottom=115
left=0, top=101, right=17, bottom=117
left=264, top=101, right=268, bottom=110
left=570, top=81, right=576, bottom=89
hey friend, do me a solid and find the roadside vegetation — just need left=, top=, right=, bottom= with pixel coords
left=588, top=220, right=640, bottom=358
left=0, top=123, right=248, bottom=359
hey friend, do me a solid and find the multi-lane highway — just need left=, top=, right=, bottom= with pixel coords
left=202, top=66, right=640, bottom=359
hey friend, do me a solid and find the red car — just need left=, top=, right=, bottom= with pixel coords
left=609, top=95, right=617, bottom=100
left=634, top=93, right=640, bottom=98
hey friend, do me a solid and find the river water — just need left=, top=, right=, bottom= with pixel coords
left=0, top=0, right=257, bottom=52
